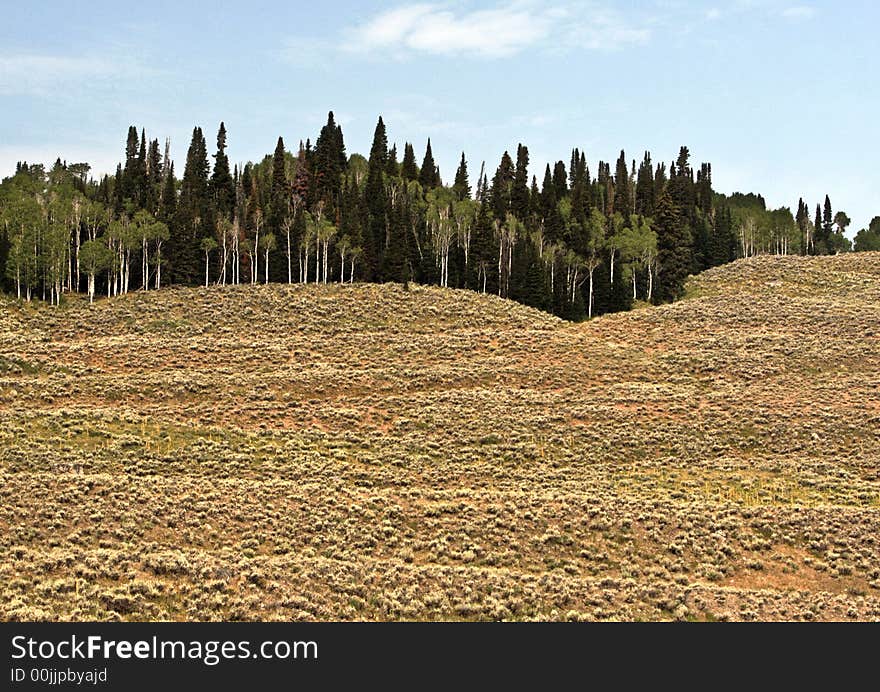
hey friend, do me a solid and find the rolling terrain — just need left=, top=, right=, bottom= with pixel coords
left=1, top=253, right=879, bottom=621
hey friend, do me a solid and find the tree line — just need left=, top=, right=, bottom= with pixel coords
left=0, top=113, right=866, bottom=317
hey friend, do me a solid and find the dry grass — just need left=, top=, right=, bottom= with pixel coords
left=1, top=252, right=879, bottom=621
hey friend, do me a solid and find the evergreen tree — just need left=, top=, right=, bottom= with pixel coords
left=170, top=126, right=212, bottom=285
left=453, top=152, right=471, bottom=201
left=386, top=144, right=399, bottom=178
left=654, top=190, right=691, bottom=303
left=822, top=194, right=833, bottom=251
left=419, top=138, right=440, bottom=189
left=490, top=151, right=515, bottom=220
left=814, top=203, right=824, bottom=253
left=511, top=144, right=530, bottom=220
left=635, top=152, right=654, bottom=216
left=552, top=161, right=568, bottom=200
left=314, top=111, right=346, bottom=204
left=364, top=117, right=389, bottom=278
left=401, top=143, right=418, bottom=181
left=613, top=150, right=631, bottom=217
left=211, top=122, right=235, bottom=220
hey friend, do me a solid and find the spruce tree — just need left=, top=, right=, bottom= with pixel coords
left=170, top=126, right=212, bottom=285
left=490, top=152, right=515, bottom=220
left=654, top=190, right=692, bottom=303
left=364, top=117, right=388, bottom=278
left=552, top=161, right=568, bottom=200
left=314, top=111, right=346, bottom=204
left=511, top=144, right=530, bottom=220
left=635, top=152, right=654, bottom=216
left=613, top=150, right=631, bottom=217
left=822, top=195, right=833, bottom=250
left=453, top=152, right=471, bottom=201
left=401, top=143, right=418, bottom=181
left=211, top=122, right=235, bottom=220
left=419, top=139, right=439, bottom=189
left=386, top=144, right=399, bottom=178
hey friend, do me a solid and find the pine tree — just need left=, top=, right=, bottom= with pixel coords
left=511, top=144, right=530, bottom=220
left=120, top=126, right=138, bottom=203
left=453, top=152, right=471, bottom=201
left=314, top=111, right=346, bottom=204
left=364, top=117, right=388, bottom=278
left=635, top=152, right=654, bottom=216
left=654, top=190, right=691, bottom=302
left=490, top=152, right=515, bottom=220
left=552, top=161, right=568, bottom=200
left=613, top=150, right=631, bottom=217
left=419, top=139, right=439, bottom=189
left=814, top=203, right=824, bottom=253
left=822, top=194, right=833, bottom=252
left=146, top=138, right=162, bottom=213
left=386, top=144, right=399, bottom=178
left=170, top=126, right=212, bottom=285
left=401, top=143, right=418, bottom=181
left=211, top=122, right=235, bottom=220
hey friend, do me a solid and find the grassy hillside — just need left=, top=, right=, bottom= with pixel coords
left=1, top=253, right=879, bottom=621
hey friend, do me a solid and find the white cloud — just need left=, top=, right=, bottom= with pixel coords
left=0, top=52, right=152, bottom=98
left=0, top=54, right=117, bottom=96
left=343, top=2, right=650, bottom=59
left=781, top=6, right=816, bottom=20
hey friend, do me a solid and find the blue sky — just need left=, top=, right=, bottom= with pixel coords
left=1, top=1, right=877, bottom=232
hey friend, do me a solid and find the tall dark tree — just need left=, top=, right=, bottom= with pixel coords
left=314, top=111, right=346, bottom=204
left=364, top=117, right=389, bottom=278
left=511, top=144, right=530, bottom=219
left=613, top=150, right=631, bottom=217
left=401, top=143, right=418, bottom=181
left=635, top=152, right=654, bottom=216
left=821, top=194, right=833, bottom=251
left=490, top=151, right=515, bottom=220
left=386, top=144, right=399, bottom=178
left=146, top=138, right=162, bottom=213
left=453, top=152, right=471, bottom=201
left=211, top=122, right=235, bottom=220
left=552, top=161, right=568, bottom=200
left=654, top=190, right=692, bottom=303
left=419, top=138, right=440, bottom=189
left=170, top=126, right=212, bottom=285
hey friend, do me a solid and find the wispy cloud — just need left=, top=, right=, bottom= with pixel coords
left=781, top=5, right=816, bottom=20
left=339, top=2, right=651, bottom=59
left=0, top=52, right=155, bottom=98
left=0, top=54, right=116, bottom=96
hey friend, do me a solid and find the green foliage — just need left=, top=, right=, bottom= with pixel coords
left=854, top=217, right=880, bottom=252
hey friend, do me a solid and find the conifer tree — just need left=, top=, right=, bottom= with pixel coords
left=401, top=143, right=418, bottom=181
left=453, top=152, right=471, bottom=201
left=635, top=152, right=654, bottom=217
left=170, top=126, right=211, bottom=285
left=822, top=195, right=833, bottom=251
left=211, top=122, right=235, bottom=220
left=386, top=144, right=399, bottom=178
left=364, top=117, right=388, bottom=278
left=552, top=161, right=568, bottom=200
left=654, top=190, right=691, bottom=303
left=613, top=150, right=631, bottom=217
left=419, top=139, right=440, bottom=189
left=314, top=111, right=346, bottom=204
left=511, top=144, right=530, bottom=220
left=490, top=152, right=515, bottom=221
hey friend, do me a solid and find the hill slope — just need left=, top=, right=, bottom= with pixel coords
left=1, top=254, right=879, bottom=621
